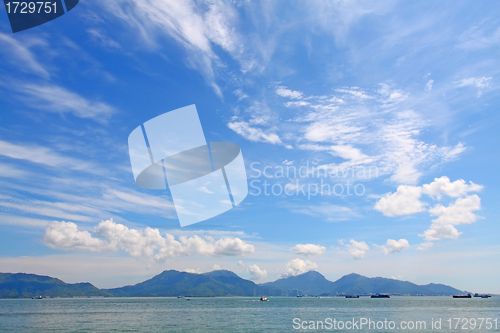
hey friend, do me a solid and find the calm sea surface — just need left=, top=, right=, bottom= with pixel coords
left=0, top=296, right=499, bottom=332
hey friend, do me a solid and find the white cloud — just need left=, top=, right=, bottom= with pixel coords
left=422, top=176, right=483, bottom=198
left=0, top=32, right=49, bottom=78
left=425, top=79, right=434, bottom=91
left=416, top=241, right=433, bottom=251
left=375, top=185, right=425, bottom=217
left=234, top=85, right=464, bottom=185
left=228, top=121, right=282, bottom=144
left=378, top=84, right=408, bottom=104
left=428, top=195, right=481, bottom=226
left=457, top=25, right=500, bottom=50
left=44, top=221, right=108, bottom=252
left=421, top=224, right=461, bottom=241
left=233, top=89, right=249, bottom=101
left=284, top=101, right=310, bottom=107
left=16, top=83, right=115, bottom=121
left=87, top=29, right=122, bottom=49
left=212, top=264, right=221, bottom=271
left=292, top=243, right=326, bottom=256
left=43, top=219, right=255, bottom=260
left=0, top=162, right=28, bottom=178
left=280, top=258, right=318, bottom=277
left=376, top=178, right=483, bottom=245
left=0, top=214, right=50, bottom=228
left=0, top=140, right=104, bottom=175
left=341, top=239, right=369, bottom=259
left=381, top=239, right=410, bottom=254
left=275, top=86, right=303, bottom=99
left=329, top=145, right=371, bottom=163
left=335, top=88, right=371, bottom=100
left=455, top=77, right=492, bottom=90
left=102, top=0, right=247, bottom=96
left=289, top=204, right=360, bottom=222
left=247, top=264, right=267, bottom=280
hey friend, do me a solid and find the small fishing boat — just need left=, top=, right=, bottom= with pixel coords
left=260, top=296, right=269, bottom=301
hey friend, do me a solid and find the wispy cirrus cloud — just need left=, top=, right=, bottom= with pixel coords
left=101, top=0, right=250, bottom=97
left=0, top=140, right=105, bottom=175
left=227, top=121, right=282, bottom=145
left=230, top=84, right=464, bottom=185
left=14, top=83, right=115, bottom=122
left=0, top=32, right=50, bottom=78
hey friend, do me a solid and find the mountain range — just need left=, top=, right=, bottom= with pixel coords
left=0, top=270, right=466, bottom=298
left=262, top=271, right=464, bottom=296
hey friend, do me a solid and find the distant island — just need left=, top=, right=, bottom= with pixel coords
left=0, top=270, right=472, bottom=298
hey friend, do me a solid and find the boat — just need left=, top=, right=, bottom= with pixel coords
left=481, top=295, right=491, bottom=298
left=453, top=294, right=472, bottom=298
left=32, top=295, right=43, bottom=299
left=346, top=295, right=359, bottom=298
left=260, top=296, right=269, bottom=301
left=371, top=294, right=390, bottom=298
left=177, top=296, right=185, bottom=298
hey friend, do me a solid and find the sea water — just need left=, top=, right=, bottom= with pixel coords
left=0, top=296, right=499, bottom=332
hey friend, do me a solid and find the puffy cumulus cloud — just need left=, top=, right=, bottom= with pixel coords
left=422, top=224, right=461, bottom=241
left=43, top=219, right=255, bottom=260
left=247, top=264, right=267, bottom=280
left=341, top=239, right=369, bottom=260
left=275, top=86, right=303, bottom=99
left=376, top=177, right=484, bottom=248
left=291, top=243, right=326, bottom=256
left=420, top=195, right=481, bottom=243
left=374, top=185, right=425, bottom=217
left=43, top=221, right=107, bottom=252
left=429, top=195, right=481, bottom=225
left=227, top=121, right=282, bottom=145
left=422, top=176, right=483, bottom=199
left=416, top=241, right=434, bottom=251
left=280, top=258, right=318, bottom=278
left=380, top=239, right=410, bottom=255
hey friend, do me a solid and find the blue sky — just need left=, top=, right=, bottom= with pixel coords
left=0, top=0, right=499, bottom=292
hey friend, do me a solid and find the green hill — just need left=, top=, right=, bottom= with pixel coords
left=323, top=273, right=464, bottom=296
left=0, top=273, right=110, bottom=298
left=106, top=270, right=266, bottom=297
